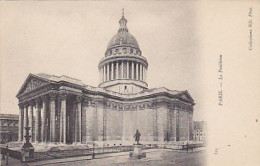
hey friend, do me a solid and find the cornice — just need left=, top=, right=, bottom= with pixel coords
left=98, top=79, right=148, bottom=89
left=98, top=55, right=148, bottom=68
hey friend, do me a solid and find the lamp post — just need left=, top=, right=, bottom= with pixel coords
left=21, top=117, right=34, bottom=162
left=92, top=142, right=95, bottom=159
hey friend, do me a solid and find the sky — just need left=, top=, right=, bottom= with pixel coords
left=0, top=2, right=204, bottom=120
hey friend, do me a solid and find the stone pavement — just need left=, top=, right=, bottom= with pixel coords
left=0, top=149, right=205, bottom=166
left=29, top=149, right=205, bottom=166
left=0, top=154, right=26, bottom=166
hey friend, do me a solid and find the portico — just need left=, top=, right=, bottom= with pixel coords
left=17, top=78, right=84, bottom=144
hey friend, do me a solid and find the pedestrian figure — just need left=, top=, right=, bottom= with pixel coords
left=133, top=130, right=141, bottom=145
left=5, top=145, right=9, bottom=165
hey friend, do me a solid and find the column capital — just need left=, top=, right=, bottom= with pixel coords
left=41, top=95, right=49, bottom=102
left=76, top=95, right=82, bottom=103
left=28, top=100, right=35, bottom=107
left=49, top=91, right=58, bottom=100
left=59, top=91, right=69, bottom=100
left=82, top=98, right=89, bottom=104
left=18, top=103, right=24, bottom=108
left=24, top=102, right=29, bottom=108
left=35, top=97, right=41, bottom=104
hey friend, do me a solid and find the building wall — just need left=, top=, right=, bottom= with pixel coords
left=17, top=83, right=193, bottom=144
left=193, top=121, right=206, bottom=142
left=81, top=100, right=192, bottom=144
left=178, top=109, right=189, bottom=141
left=81, top=102, right=87, bottom=142
left=122, top=109, right=134, bottom=141
left=85, top=102, right=95, bottom=141
left=157, top=104, right=168, bottom=142
left=106, top=106, right=123, bottom=141
left=0, top=114, right=19, bottom=143
left=105, top=83, right=144, bottom=94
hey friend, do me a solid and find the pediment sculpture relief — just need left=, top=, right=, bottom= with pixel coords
left=22, top=78, right=48, bottom=94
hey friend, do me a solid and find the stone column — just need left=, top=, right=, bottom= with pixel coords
left=173, top=108, right=179, bottom=141
left=99, top=68, right=101, bottom=83
left=111, top=62, right=114, bottom=80
left=143, top=65, right=145, bottom=81
left=123, top=61, right=127, bottom=79
left=50, top=93, right=56, bottom=142
left=34, top=99, right=40, bottom=142
left=102, top=66, right=105, bottom=82
left=122, top=61, right=124, bottom=79
left=189, top=110, right=193, bottom=141
left=41, top=95, right=48, bottom=142
left=29, top=101, right=34, bottom=141
left=76, top=96, right=82, bottom=142
left=104, top=65, right=107, bottom=82
left=18, top=104, right=24, bottom=141
left=144, top=67, right=147, bottom=82
left=140, top=64, right=143, bottom=81
left=116, top=62, right=119, bottom=79
left=121, top=61, right=123, bottom=79
left=143, top=67, right=145, bottom=82
left=74, top=103, right=78, bottom=143
left=105, top=63, right=108, bottom=81
left=60, top=93, right=67, bottom=144
left=132, top=62, right=134, bottom=79
left=107, top=63, right=110, bottom=81
left=127, top=61, right=129, bottom=79
left=136, top=62, right=139, bottom=80
left=101, top=67, right=103, bottom=83
left=23, top=103, right=28, bottom=140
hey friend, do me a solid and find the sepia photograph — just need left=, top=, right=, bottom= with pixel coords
left=0, top=1, right=259, bottom=166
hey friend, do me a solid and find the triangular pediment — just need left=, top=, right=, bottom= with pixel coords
left=179, top=91, right=194, bottom=103
left=17, top=74, right=51, bottom=97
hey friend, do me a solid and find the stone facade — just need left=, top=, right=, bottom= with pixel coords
left=17, top=79, right=194, bottom=144
left=16, top=12, right=195, bottom=144
left=193, top=121, right=206, bottom=142
left=0, top=114, right=19, bottom=142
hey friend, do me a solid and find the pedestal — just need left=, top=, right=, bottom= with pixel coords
left=21, top=125, right=34, bottom=162
left=21, top=147, right=34, bottom=162
left=129, top=145, right=146, bottom=159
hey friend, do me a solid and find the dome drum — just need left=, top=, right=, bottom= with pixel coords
left=99, top=60, right=148, bottom=83
left=98, top=55, right=148, bottom=69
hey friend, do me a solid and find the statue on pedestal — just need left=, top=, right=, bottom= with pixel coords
left=133, top=129, right=141, bottom=145
left=130, top=129, right=146, bottom=159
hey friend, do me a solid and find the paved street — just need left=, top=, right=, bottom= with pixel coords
left=30, top=149, right=205, bottom=166
left=1, top=149, right=205, bottom=166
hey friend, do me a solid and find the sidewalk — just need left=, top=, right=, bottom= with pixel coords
left=28, top=149, right=162, bottom=166
left=0, top=155, right=25, bottom=166
left=0, top=148, right=205, bottom=166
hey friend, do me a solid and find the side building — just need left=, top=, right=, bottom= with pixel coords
left=193, top=121, right=206, bottom=142
left=0, top=114, right=19, bottom=143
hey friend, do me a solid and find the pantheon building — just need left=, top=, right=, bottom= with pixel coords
left=17, top=13, right=195, bottom=145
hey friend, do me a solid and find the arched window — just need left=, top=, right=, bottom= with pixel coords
left=130, top=48, right=133, bottom=54
left=119, top=37, right=123, bottom=44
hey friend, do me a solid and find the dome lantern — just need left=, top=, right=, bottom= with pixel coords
left=118, top=8, right=128, bottom=33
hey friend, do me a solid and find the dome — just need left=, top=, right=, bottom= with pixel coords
left=107, top=31, right=140, bottom=51
left=106, top=13, right=140, bottom=52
